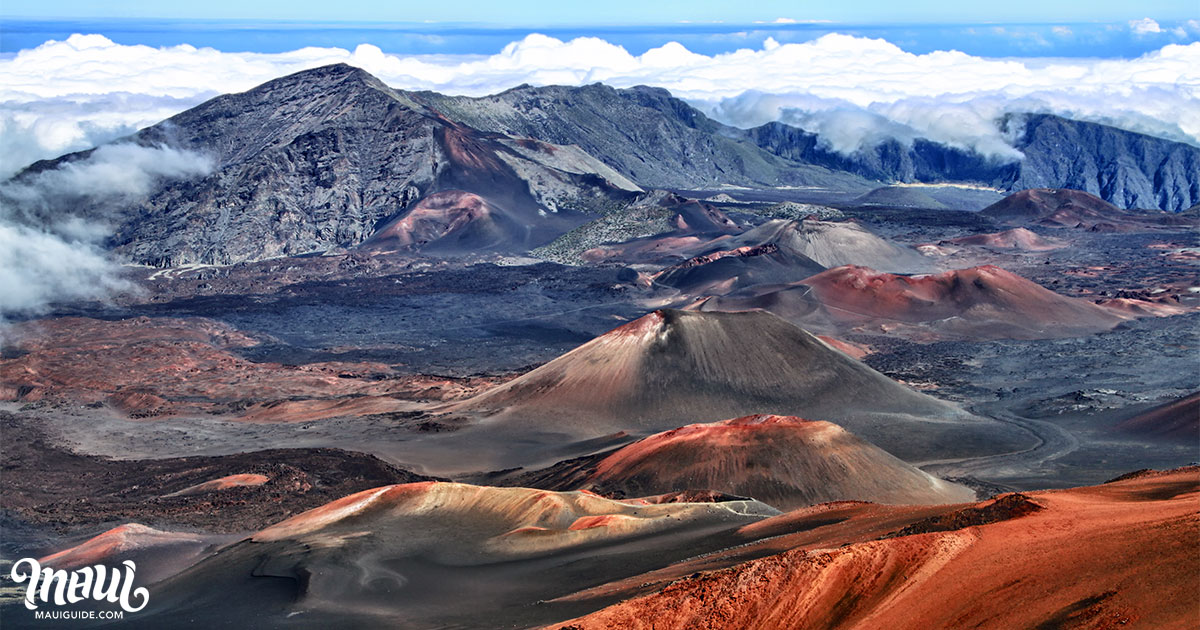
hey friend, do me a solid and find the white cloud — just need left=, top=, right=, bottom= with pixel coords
left=1, top=32, right=1198, bottom=172
left=0, top=223, right=129, bottom=326
left=5, top=143, right=212, bottom=203
left=0, top=143, right=213, bottom=324
left=0, top=93, right=209, bottom=178
left=1129, top=18, right=1163, bottom=35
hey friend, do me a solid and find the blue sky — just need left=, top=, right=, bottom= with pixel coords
left=2, top=16, right=1198, bottom=58
left=1, top=0, right=1197, bottom=25
left=1, top=1, right=1197, bottom=58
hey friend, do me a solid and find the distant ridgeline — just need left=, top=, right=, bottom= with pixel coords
left=9, top=64, right=1199, bottom=267
left=420, top=84, right=1200, bottom=212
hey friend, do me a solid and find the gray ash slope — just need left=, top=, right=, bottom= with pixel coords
left=451, top=309, right=1028, bottom=463
left=412, top=83, right=874, bottom=191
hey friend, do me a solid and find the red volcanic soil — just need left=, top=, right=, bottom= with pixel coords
left=670, top=199, right=738, bottom=233
left=1115, top=392, right=1200, bottom=441
left=1096, top=296, right=1190, bottom=318
left=249, top=482, right=775, bottom=548
left=0, top=316, right=498, bottom=420
left=165, top=473, right=271, bottom=497
left=796, top=264, right=1126, bottom=340
left=980, top=188, right=1193, bottom=231
left=558, top=467, right=1200, bottom=630
left=536, top=414, right=974, bottom=510
left=66, top=465, right=1194, bottom=628
left=40, top=523, right=207, bottom=569
left=579, top=197, right=740, bottom=265
left=365, top=190, right=494, bottom=247
left=816, top=335, right=871, bottom=359
left=362, top=190, right=521, bottom=253
left=126, top=482, right=780, bottom=627
left=665, top=244, right=778, bottom=270
left=37, top=524, right=223, bottom=585
left=982, top=188, right=1121, bottom=224
left=436, top=120, right=510, bottom=173
left=942, top=227, right=1065, bottom=251
left=581, top=234, right=711, bottom=265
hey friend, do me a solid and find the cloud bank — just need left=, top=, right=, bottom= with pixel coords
left=0, top=144, right=213, bottom=325
left=1, top=30, right=1198, bottom=173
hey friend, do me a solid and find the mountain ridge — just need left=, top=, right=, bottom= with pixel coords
left=420, top=81, right=1199, bottom=211
left=9, top=64, right=1198, bottom=269
left=8, top=64, right=638, bottom=266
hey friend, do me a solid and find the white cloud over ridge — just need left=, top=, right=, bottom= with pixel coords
left=0, top=144, right=213, bottom=325
left=1, top=32, right=1198, bottom=176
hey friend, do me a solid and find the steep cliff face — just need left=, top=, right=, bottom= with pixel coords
left=1005, top=114, right=1200, bottom=212
left=13, top=65, right=637, bottom=266
left=743, top=114, right=1200, bottom=211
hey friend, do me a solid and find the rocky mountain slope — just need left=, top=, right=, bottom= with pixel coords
left=10, top=65, right=1197, bottom=270
left=9, top=64, right=639, bottom=266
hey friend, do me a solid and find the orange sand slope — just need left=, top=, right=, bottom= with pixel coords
left=38, top=523, right=226, bottom=586
left=559, top=468, right=1200, bottom=630
left=250, top=482, right=779, bottom=553
left=164, top=473, right=271, bottom=497
left=131, top=483, right=780, bottom=627
left=538, top=414, right=974, bottom=510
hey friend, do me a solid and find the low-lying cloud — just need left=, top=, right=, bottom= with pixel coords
left=2, top=32, right=1197, bottom=174
left=0, top=143, right=213, bottom=326
left=0, top=93, right=204, bottom=179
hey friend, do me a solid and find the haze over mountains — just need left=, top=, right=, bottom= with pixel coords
left=7, top=63, right=1199, bottom=271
